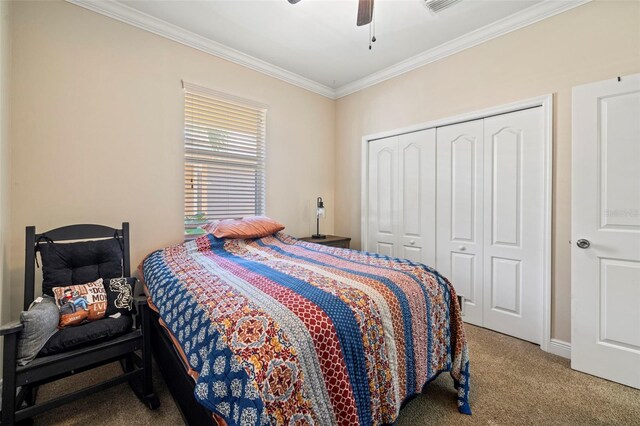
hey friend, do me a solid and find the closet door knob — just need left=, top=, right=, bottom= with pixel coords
left=410, top=240, right=415, bottom=245
left=576, top=239, right=590, bottom=249
left=458, top=246, right=466, bottom=251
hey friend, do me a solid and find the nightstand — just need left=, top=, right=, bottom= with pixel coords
left=299, top=235, right=351, bottom=249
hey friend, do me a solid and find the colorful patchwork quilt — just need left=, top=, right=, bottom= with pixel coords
left=142, top=233, right=471, bottom=426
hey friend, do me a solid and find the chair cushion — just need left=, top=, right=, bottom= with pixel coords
left=39, top=315, right=133, bottom=356
left=39, top=238, right=123, bottom=297
left=17, top=296, right=60, bottom=366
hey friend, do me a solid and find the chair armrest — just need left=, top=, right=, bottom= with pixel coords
left=0, top=321, right=23, bottom=336
left=132, top=296, right=150, bottom=331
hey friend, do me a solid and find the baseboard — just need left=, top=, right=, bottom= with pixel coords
left=547, top=338, right=571, bottom=359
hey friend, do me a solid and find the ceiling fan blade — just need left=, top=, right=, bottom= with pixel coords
left=357, top=0, right=373, bottom=26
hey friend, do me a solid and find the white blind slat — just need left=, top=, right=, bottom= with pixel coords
left=185, top=107, right=264, bottom=129
left=185, top=134, right=264, bottom=149
left=186, top=92, right=264, bottom=117
left=184, top=86, right=266, bottom=235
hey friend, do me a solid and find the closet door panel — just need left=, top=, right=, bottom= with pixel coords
left=398, top=129, right=436, bottom=265
left=491, top=130, right=521, bottom=246
left=451, top=252, right=476, bottom=303
left=483, top=107, right=544, bottom=344
left=451, top=137, right=476, bottom=242
left=368, top=137, right=399, bottom=256
left=437, top=120, right=484, bottom=325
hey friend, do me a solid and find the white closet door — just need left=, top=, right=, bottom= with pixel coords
left=397, top=129, right=436, bottom=265
left=482, top=107, right=544, bottom=344
left=437, top=120, right=485, bottom=325
left=368, top=136, right=399, bottom=257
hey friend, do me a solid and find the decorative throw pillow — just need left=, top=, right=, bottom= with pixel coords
left=103, top=277, right=135, bottom=317
left=201, top=220, right=221, bottom=234
left=212, top=216, right=285, bottom=239
left=17, top=296, right=59, bottom=366
left=52, top=279, right=107, bottom=327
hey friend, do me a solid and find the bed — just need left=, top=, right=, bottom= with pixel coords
left=141, top=232, right=471, bottom=425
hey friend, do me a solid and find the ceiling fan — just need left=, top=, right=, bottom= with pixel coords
left=287, top=0, right=374, bottom=26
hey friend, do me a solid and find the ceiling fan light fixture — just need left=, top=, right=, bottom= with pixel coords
left=286, top=0, right=377, bottom=50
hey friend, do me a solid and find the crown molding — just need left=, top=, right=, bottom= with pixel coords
left=334, top=0, right=591, bottom=98
left=65, top=0, right=336, bottom=99
left=67, top=0, right=590, bottom=100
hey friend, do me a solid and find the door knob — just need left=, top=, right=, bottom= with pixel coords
left=410, top=240, right=415, bottom=245
left=458, top=246, right=466, bottom=251
left=576, top=239, right=591, bottom=249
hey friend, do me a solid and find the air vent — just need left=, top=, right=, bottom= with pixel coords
left=424, top=0, right=462, bottom=13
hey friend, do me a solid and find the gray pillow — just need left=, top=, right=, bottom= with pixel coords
left=17, top=296, right=59, bottom=366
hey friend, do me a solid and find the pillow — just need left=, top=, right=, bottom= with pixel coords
left=212, top=216, right=285, bottom=239
left=17, top=296, right=60, bottom=366
left=103, top=277, right=135, bottom=317
left=201, top=220, right=220, bottom=234
left=38, top=238, right=123, bottom=297
left=52, top=279, right=107, bottom=327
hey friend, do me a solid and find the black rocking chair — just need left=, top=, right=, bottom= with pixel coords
left=0, top=223, right=159, bottom=425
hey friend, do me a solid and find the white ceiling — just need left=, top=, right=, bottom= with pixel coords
left=72, top=0, right=589, bottom=97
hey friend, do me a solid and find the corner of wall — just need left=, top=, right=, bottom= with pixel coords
left=0, top=0, right=12, bottom=327
left=0, top=0, right=12, bottom=375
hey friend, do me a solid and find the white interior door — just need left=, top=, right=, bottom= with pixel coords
left=572, top=74, right=640, bottom=389
left=368, top=136, right=399, bottom=257
left=437, top=119, right=485, bottom=325
left=397, top=129, right=436, bottom=265
left=482, top=108, right=544, bottom=344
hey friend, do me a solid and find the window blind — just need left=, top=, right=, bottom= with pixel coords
left=184, top=83, right=267, bottom=236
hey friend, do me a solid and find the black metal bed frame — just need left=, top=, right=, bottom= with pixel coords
left=0, top=223, right=160, bottom=425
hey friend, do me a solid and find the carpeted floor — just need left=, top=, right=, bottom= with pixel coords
left=34, top=324, right=640, bottom=425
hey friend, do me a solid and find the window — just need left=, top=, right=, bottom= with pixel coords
left=183, top=82, right=266, bottom=237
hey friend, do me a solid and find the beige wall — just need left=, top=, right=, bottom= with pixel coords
left=6, top=1, right=335, bottom=318
left=334, top=0, right=640, bottom=342
left=1, top=0, right=10, bottom=327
